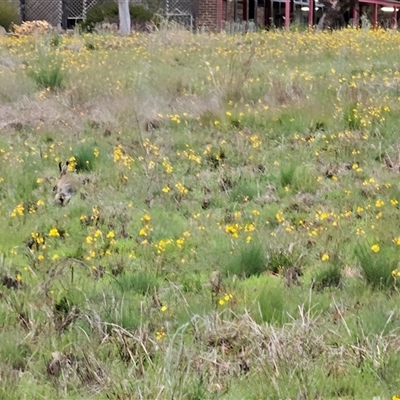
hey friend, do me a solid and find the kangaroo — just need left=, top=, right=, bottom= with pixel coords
left=54, top=161, right=77, bottom=206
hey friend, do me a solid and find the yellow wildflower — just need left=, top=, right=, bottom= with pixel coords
left=371, top=244, right=380, bottom=253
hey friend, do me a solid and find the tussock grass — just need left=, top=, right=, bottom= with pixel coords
left=2, top=27, right=400, bottom=398
left=26, top=47, right=65, bottom=90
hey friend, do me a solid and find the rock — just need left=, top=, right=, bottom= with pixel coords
left=0, top=26, right=6, bottom=36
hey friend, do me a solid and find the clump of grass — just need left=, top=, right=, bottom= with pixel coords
left=225, top=243, right=266, bottom=277
left=74, top=144, right=97, bottom=172
left=267, top=249, right=294, bottom=273
left=355, top=243, right=397, bottom=290
left=256, top=284, right=285, bottom=324
left=27, top=49, right=65, bottom=90
left=314, top=264, right=343, bottom=291
left=0, top=333, right=31, bottom=370
left=14, top=170, right=39, bottom=203
left=279, top=163, right=297, bottom=188
left=115, top=271, right=159, bottom=295
left=230, top=180, right=258, bottom=202
left=343, top=102, right=361, bottom=130
left=198, top=110, right=221, bottom=128
left=118, top=300, right=141, bottom=330
left=48, top=34, right=62, bottom=48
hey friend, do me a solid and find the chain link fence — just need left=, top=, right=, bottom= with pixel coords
left=20, top=0, right=199, bottom=28
left=18, top=0, right=197, bottom=29
left=166, top=0, right=197, bottom=30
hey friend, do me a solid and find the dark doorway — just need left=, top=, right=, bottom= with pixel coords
left=249, top=0, right=256, bottom=19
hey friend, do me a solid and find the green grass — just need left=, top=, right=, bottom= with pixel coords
left=2, top=27, right=400, bottom=398
left=26, top=49, right=65, bottom=90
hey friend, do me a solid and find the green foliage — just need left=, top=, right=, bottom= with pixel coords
left=225, top=243, right=266, bottom=278
left=256, top=284, right=285, bottom=324
left=27, top=50, right=65, bottom=90
left=0, top=333, right=31, bottom=370
left=0, top=1, right=20, bottom=31
left=48, top=34, right=62, bottom=48
left=279, top=162, right=297, bottom=188
left=81, top=3, right=154, bottom=32
left=14, top=168, right=39, bottom=203
left=230, top=180, right=258, bottom=202
left=343, top=102, right=361, bottom=130
left=115, top=271, right=159, bottom=295
left=355, top=243, right=397, bottom=290
left=314, top=264, right=342, bottom=291
left=74, top=144, right=97, bottom=172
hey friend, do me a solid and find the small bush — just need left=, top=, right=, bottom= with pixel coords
left=0, top=1, right=20, bottom=31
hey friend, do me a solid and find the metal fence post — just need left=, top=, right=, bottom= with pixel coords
left=20, top=0, right=26, bottom=22
left=61, top=0, right=69, bottom=29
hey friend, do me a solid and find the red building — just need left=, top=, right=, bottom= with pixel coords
left=195, top=0, right=399, bottom=30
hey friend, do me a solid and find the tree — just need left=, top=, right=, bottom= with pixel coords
left=118, top=0, right=131, bottom=34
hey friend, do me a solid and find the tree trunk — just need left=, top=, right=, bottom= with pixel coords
left=118, top=0, right=131, bottom=35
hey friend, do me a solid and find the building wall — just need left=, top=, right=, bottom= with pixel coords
left=196, top=0, right=219, bottom=30
left=257, top=6, right=265, bottom=26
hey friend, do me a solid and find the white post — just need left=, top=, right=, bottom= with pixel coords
left=118, top=0, right=131, bottom=34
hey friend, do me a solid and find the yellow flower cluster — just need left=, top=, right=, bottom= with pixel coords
left=84, top=228, right=116, bottom=260
left=11, top=203, right=24, bottom=217
left=249, top=134, right=262, bottom=149
left=218, top=293, right=233, bottom=306
left=182, top=146, right=201, bottom=164
left=113, top=144, right=134, bottom=169
left=162, top=157, right=173, bottom=174
left=143, top=139, right=159, bottom=156
left=175, top=182, right=188, bottom=195
left=49, top=228, right=60, bottom=237
left=139, top=213, right=152, bottom=242
left=154, top=238, right=173, bottom=254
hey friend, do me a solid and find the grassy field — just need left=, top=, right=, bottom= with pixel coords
left=1, top=26, right=400, bottom=399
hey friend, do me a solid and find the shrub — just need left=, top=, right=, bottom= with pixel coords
left=81, top=3, right=154, bottom=32
left=0, top=1, right=20, bottom=31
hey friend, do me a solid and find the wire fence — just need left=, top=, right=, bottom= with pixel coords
left=0, top=0, right=197, bottom=30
